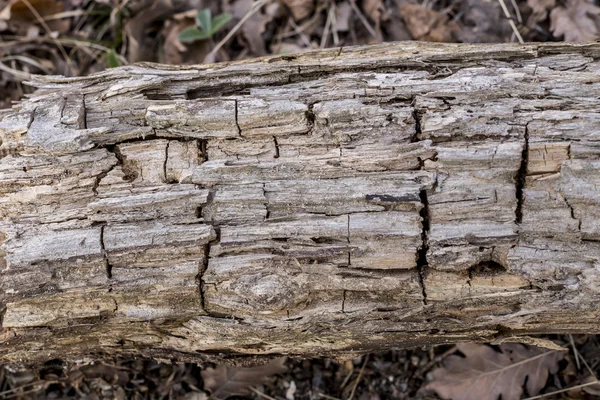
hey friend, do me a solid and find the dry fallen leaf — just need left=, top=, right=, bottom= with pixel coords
left=160, top=10, right=213, bottom=65
left=124, top=0, right=174, bottom=62
left=362, top=0, right=383, bottom=23
left=550, top=0, right=600, bottom=42
left=426, top=343, right=564, bottom=400
left=526, top=0, right=556, bottom=28
left=1, top=0, right=70, bottom=34
left=232, top=0, right=272, bottom=56
left=582, top=375, right=600, bottom=396
left=282, top=0, right=314, bottom=21
left=399, top=4, right=458, bottom=42
left=333, top=1, right=352, bottom=33
left=382, top=0, right=413, bottom=41
left=201, top=358, right=287, bottom=400
left=528, top=0, right=556, bottom=14
left=458, top=0, right=513, bottom=43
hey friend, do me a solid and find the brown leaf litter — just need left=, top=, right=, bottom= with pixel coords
left=201, top=357, right=287, bottom=399
left=550, top=0, right=600, bottom=41
left=425, top=342, right=565, bottom=400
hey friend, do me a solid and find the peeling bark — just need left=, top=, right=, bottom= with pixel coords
left=1, top=42, right=600, bottom=364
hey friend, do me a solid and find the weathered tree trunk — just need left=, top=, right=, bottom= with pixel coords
left=1, top=42, right=600, bottom=365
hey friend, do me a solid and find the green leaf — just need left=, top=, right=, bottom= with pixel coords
left=106, top=48, right=121, bottom=68
left=178, top=27, right=211, bottom=43
left=210, top=13, right=232, bottom=34
left=196, top=8, right=212, bottom=33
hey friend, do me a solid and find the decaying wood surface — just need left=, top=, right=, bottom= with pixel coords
left=1, top=42, right=600, bottom=365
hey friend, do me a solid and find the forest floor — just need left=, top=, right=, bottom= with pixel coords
left=2, top=0, right=600, bottom=398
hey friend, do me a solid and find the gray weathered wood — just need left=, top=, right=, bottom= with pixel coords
left=1, top=42, right=600, bottom=364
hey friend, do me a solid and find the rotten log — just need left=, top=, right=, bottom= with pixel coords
left=1, top=42, right=600, bottom=365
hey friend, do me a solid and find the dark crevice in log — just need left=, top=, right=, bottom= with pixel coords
left=563, top=195, right=581, bottom=232
left=411, top=107, right=423, bottom=143
left=199, top=139, right=208, bottom=161
left=467, top=269, right=473, bottom=293
left=306, top=103, right=316, bottom=128
left=273, top=136, right=280, bottom=158
left=99, top=225, right=112, bottom=279
left=92, top=142, right=134, bottom=194
left=198, top=244, right=210, bottom=312
left=92, top=163, right=116, bottom=195
left=0, top=303, right=5, bottom=331
left=234, top=99, right=241, bottom=135
left=515, top=123, right=529, bottom=224
left=196, top=189, right=231, bottom=319
left=417, top=189, right=429, bottom=306
left=110, top=297, right=119, bottom=313
left=263, top=184, right=270, bottom=220
left=493, top=324, right=518, bottom=339
left=163, top=140, right=170, bottom=183
left=341, top=290, right=346, bottom=313
left=26, top=106, right=36, bottom=130
left=111, top=145, right=137, bottom=182
left=346, top=214, right=351, bottom=267
left=469, top=260, right=507, bottom=275
left=412, top=102, right=429, bottom=305
left=80, top=97, right=87, bottom=129
left=94, top=133, right=159, bottom=148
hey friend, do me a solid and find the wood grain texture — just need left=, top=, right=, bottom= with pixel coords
left=1, top=42, right=600, bottom=364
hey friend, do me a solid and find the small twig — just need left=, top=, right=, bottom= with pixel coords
left=572, top=339, right=598, bottom=381
left=415, top=345, right=458, bottom=377
left=510, top=0, right=522, bottom=23
left=569, top=334, right=581, bottom=371
left=73, top=1, right=93, bottom=32
left=320, top=3, right=334, bottom=49
left=318, top=394, right=342, bottom=400
left=249, top=386, right=277, bottom=400
left=17, top=0, right=74, bottom=72
left=206, top=0, right=268, bottom=62
left=110, top=0, right=130, bottom=28
left=331, top=4, right=339, bottom=46
left=289, top=18, right=312, bottom=47
left=42, top=9, right=87, bottom=21
left=496, top=0, right=524, bottom=43
left=0, top=36, right=127, bottom=65
left=281, top=7, right=322, bottom=38
left=348, top=355, right=369, bottom=400
left=0, top=55, right=51, bottom=74
left=348, top=0, right=379, bottom=41
left=523, top=380, right=600, bottom=400
left=2, top=386, right=46, bottom=400
left=0, top=380, right=50, bottom=397
left=0, top=60, right=33, bottom=80
left=339, top=364, right=354, bottom=390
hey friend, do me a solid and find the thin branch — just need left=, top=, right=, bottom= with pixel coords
left=510, top=0, right=522, bottom=23
left=348, top=355, right=369, bottom=400
left=523, top=380, right=600, bottom=400
left=318, top=394, right=342, bottom=400
left=320, top=3, right=334, bottom=49
left=249, top=386, right=278, bottom=400
left=348, top=0, right=379, bottom=40
left=497, top=0, right=524, bottom=43
left=17, top=0, right=75, bottom=72
left=569, top=334, right=581, bottom=371
left=206, top=0, right=268, bottom=62
left=0, top=60, right=33, bottom=80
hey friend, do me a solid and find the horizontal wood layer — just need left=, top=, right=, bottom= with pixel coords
left=1, top=42, right=600, bottom=364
